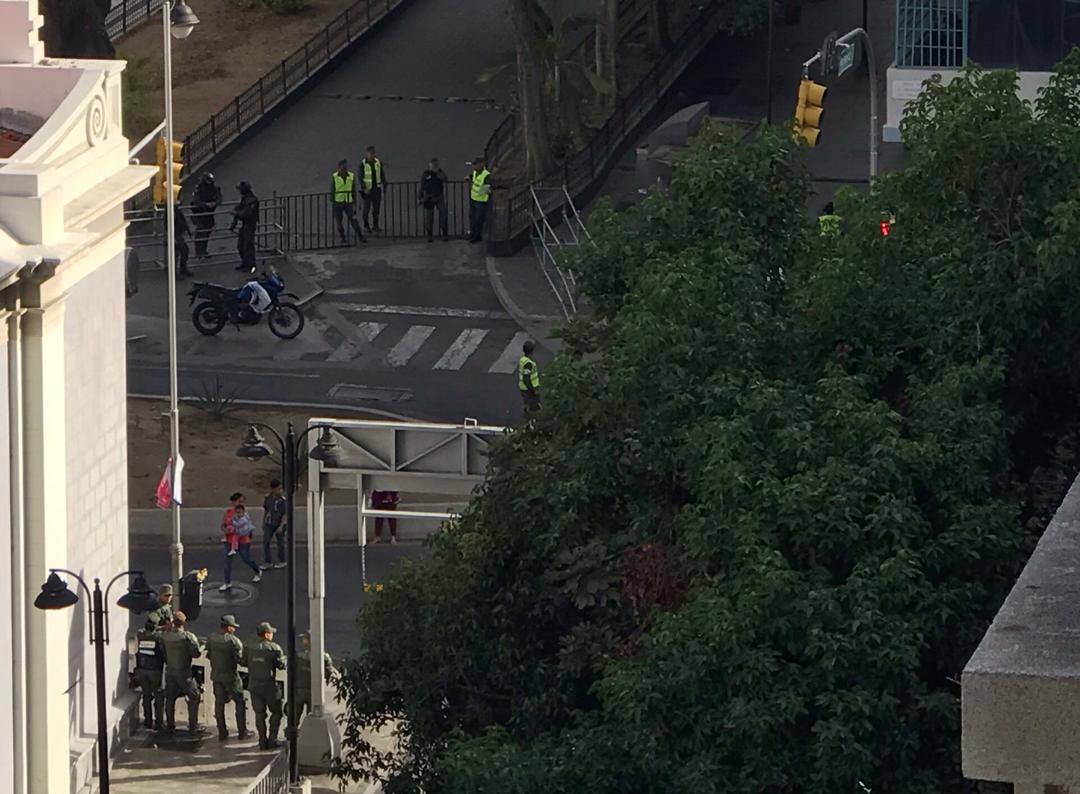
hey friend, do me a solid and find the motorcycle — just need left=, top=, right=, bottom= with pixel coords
left=187, top=270, right=305, bottom=339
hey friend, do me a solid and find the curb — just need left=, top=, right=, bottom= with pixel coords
left=484, top=254, right=564, bottom=354
left=127, top=393, right=421, bottom=423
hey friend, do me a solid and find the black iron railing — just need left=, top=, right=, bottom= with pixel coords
left=487, top=0, right=737, bottom=247
left=125, top=181, right=472, bottom=268
left=105, top=0, right=165, bottom=40
left=182, top=0, right=410, bottom=176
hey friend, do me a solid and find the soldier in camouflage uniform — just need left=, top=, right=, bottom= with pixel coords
left=144, top=583, right=173, bottom=633
left=134, top=614, right=168, bottom=729
left=296, top=630, right=335, bottom=717
left=162, top=610, right=204, bottom=734
left=246, top=621, right=286, bottom=750
left=206, top=614, right=250, bottom=741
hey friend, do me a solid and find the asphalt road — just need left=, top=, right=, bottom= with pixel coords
left=202, top=0, right=514, bottom=197
left=128, top=540, right=421, bottom=659
left=126, top=241, right=550, bottom=424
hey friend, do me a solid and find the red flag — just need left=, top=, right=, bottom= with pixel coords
left=156, top=460, right=172, bottom=509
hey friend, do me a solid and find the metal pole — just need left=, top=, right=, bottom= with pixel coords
left=284, top=423, right=298, bottom=783
left=859, top=27, right=879, bottom=178
left=163, top=0, right=184, bottom=590
left=765, top=0, right=775, bottom=124
left=92, top=581, right=110, bottom=794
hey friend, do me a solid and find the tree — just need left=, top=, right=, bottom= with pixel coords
left=594, top=0, right=618, bottom=112
left=647, top=0, right=671, bottom=52
left=39, top=0, right=115, bottom=58
left=333, top=53, right=1080, bottom=794
left=510, top=0, right=557, bottom=179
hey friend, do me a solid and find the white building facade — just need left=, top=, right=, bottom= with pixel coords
left=886, top=0, right=1079, bottom=141
left=0, top=0, right=154, bottom=790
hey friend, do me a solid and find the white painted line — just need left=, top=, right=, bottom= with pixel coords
left=488, top=331, right=530, bottom=374
left=334, top=303, right=511, bottom=320
left=327, top=321, right=386, bottom=362
left=387, top=325, right=436, bottom=367
left=433, top=328, right=488, bottom=371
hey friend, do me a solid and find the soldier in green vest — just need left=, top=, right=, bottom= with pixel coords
left=518, top=339, right=541, bottom=414
left=330, top=159, right=366, bottom=245
left=296, top=631, right=335, bottom=717
left=206, top=614, right=250, bottom=741
left=468, top=156, right=492, bottom=243
left=247, top=621, right=287, bottom=750
left=162, top=610, right=204, bottom=734
left=144, top=583, right=173, bottom=633
left=134, top=613, right=168, bottom=730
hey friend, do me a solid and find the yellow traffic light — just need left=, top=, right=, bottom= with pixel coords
left=794, top=79, right=827, bottom=147
left=153, top=137, right=184, bottom=205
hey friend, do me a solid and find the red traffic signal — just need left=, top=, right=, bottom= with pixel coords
left=879, top=215, right=895, bottom=237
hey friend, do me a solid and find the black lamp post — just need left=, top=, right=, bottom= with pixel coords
left=34, top=569, right=158, bottom=794
left=236, top=422, right=340, bottom=783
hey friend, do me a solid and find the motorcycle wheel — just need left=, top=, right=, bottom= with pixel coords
left=192, top=301, right=227, bottom=336
left=268, top=303, right=305, bottom=340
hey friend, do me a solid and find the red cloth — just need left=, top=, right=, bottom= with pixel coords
left=155, top=464, right=172, bottom=509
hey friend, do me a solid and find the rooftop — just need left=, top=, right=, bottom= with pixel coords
left=0, top=126, right=32, bottom=158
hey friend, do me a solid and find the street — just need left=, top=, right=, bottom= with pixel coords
left=128, top=539, right=421, bottom=658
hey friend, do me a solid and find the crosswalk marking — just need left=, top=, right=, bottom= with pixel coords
left=326, top=321, right=386, bottom=362
left=335, top=303, right=511, bottom=320
left=386, top=324, right=436, bottom=367
left=433, top=328, right=488, bottom=370
left=488, top=331, right=530, bottom=374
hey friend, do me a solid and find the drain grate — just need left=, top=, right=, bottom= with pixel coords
left=330, top=383, right=413, bottom=403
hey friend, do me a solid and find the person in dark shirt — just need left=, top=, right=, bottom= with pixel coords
left=419, top=158, right=449, bottom=242
left=229, top=181, right=259, bottom=273
left=261, top=479, right=287, bottom=570
left=170, top=195, right=192, bottom=280
left=192, top=173, right=222, bottom=258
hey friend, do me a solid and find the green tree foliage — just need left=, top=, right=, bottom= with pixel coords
left=333, top=54, right=1080, bottom=793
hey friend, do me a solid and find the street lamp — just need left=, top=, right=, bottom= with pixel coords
left=163, top=0, right=199, bottom=593
left=34, top=570, right=158, bottom=794
left=236, top=422, right=340, bottom=783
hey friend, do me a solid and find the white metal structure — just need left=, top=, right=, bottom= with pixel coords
left=299, top=417, right=505, bottom=771
left=529, top=185, right=591, bottom=319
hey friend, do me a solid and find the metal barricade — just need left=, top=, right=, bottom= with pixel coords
left=242, top=749, right=289, bottom=794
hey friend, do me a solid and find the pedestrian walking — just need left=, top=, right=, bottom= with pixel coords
left=224, top=504, right=262, bottom=588
left=330, top=159, right=367, bottom=244
left=206, top=614, right=250, bottom=741
left=360, top=146, right=385, bottom=233
left=161, top=610, right=204, bottom=734
left=192, top=172, right=222, bottom=258
left=173, top=199, right=193, bottom=279
left=230, top=181, right=259, bottom=273
left=134, top=613, right=168, bottom=730
left=419, top=158, right=449, bottom=242
left=296, top=631, right=335, bottom=717
left=144, top=582, right=174, bottom=632
left=246, top=621, right=286, bottom=750
left=260, top=479, right=288, bottom=571
left=518, top=339, right=541, bottom=413
left=468, top=156, right=492, bottom=243
left=371, top=489, right=399, bottom=543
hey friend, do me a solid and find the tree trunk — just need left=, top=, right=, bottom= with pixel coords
left=647, top=0, right=671, bottom=53
left=511, top=0, right=557, bottom=179
left=39, top=0, right=115, bottom=58
left=596, top=0, right=617, bottom=112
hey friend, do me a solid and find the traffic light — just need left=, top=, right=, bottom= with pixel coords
left=153, top=137, right=183, bottom=206
left=879, top=215, right=895, bottom=236
left=794, top=79, right=827, bottom=147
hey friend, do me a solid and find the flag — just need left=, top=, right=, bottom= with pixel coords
left=155, top=460, right=171, bottom=509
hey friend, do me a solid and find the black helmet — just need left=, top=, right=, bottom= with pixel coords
left=237, top=180, right=252, bottom=194
left=523, top=340, right=535, bottom=355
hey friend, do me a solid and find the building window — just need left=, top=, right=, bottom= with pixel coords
left=896, top=0, right=968, bottom=67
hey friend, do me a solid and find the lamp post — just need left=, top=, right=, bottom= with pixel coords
left=236, top=423, right=340, bottom=783
left=163, top=0, right=200, bottom=591
left=33, top=570, right=159, bottom=794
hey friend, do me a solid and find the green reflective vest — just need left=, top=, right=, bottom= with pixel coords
left=818, top=214, right=841, bottom=237
left=471, top=169, right=491, bottom=203
left=361, top=159, right=382, bottom=191
left=518, top=355, right=539, bottom=392
left=332, top=172, right=355, bottom=203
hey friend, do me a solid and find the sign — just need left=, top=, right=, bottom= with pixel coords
left=837, top=42, right=856, bottom=76
left=892, top=80, right=924, bottom=100
left=820, top=31, right=839, bottom=75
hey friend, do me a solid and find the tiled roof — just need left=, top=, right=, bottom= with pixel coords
left=0, top=126, right=33, bottom=159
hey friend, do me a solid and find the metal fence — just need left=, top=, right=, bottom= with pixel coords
left=895, top=0, right=967, bottom=68
left=105, top=0, right=166, bottom=39
left=488, top=0, right=738, bottom=245
left=125, top=182, right=472, bottom=269
left=182, top=0, right=409, bottom=175
left=242, top=749, right=289, bottom=794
